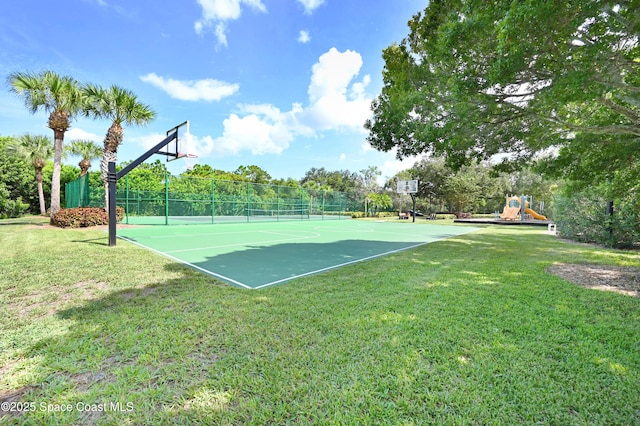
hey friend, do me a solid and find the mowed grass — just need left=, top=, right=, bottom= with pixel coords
left=0, top=217, right=639, bottom=425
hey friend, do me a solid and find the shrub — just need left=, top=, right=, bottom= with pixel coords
left=553, top=189, right=640, bottom=248
left=0, top=195, right=30, bottom=219
left=51, top=207, right=124, bottom=228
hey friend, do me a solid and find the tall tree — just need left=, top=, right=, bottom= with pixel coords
left=8, top=71, right=83, bottom=216
left=83, top=84, right=156, bottom=208
left=6, top=134, right=54, bottom=215
left=69, top=139, right=102, bottom=176
left=0, top=136, right=38, bottom=217
left=235, top=165, right=272, bottom=184
left=358, top=166, right=382, bottom=194
left=365, top=0, right=640, bottom=178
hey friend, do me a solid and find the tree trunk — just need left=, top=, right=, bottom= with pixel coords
left=101, top=122, right=123, bottom=210
left=50, top=130, right=64, bottom=217
left=35, top=168, right=46, bottom=215
left=101, top=148, right=117, bottom=209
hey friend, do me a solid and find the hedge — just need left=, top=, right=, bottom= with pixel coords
left=51, top=207, right=125, bottom=228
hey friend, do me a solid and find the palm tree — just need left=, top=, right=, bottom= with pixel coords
left=8, top=71, right=83, bottom=217
left=83, top=84, right=156, bottom=208
left=69, top=139, right=102, bottom=176
left=6, top=134, right=54, bottom=215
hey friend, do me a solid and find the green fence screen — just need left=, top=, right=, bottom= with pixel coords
left=66, top=173, right=361, bottom=224
left=64, top=174, right=91, bottom=208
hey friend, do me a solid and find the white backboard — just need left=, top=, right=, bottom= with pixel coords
left=397, top=179, right=418, bottom=194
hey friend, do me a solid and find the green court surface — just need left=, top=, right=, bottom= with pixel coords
left=118, top=220, right=479, bottom=289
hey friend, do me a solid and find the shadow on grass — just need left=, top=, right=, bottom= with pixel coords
left=3, top=227, right=639, bottom=424
left=1, top=265, right=240, bottom=424
left=71, top=237, right=110, bottom=246
left=0, top=217, right=49, bottom=226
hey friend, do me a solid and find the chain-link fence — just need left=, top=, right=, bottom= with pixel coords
left=66, top=174, right=362, bottom=224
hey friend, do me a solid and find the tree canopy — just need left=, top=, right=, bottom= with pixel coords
left=7, top=70, right=84, bottom=215
left=365, top=0, right=640, bottom=189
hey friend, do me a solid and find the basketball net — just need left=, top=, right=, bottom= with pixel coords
left=181, top=127, right=198, bottom=171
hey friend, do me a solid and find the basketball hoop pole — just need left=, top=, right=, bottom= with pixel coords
left=411, top=193, right=417, bottom=222
left=108, top=130, right=180, bottom=247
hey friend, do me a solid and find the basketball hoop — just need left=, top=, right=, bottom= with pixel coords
left=164, top=121, right=199, bottom=170
left=180, top=153, right=198, bottom=171
left=397, top=179, right=419, bottom=222
left=167, top=152, right=198, bottom=162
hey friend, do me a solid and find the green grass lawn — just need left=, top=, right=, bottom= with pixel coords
left=1, top=217, right=639, bottom=425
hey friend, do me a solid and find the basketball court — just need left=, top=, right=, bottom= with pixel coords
left=108, top=123, right=478, bottom=288
left=117, top=220, right=479, bottom=289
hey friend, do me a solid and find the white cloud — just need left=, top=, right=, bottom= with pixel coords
left=140, top=73, right=239, bottom=102
left=190, top=48, right=373, bottom=159
left=298, top=30, right=311, bottom=43
left=132, top=132, right=169, bottom=151
left=339, top=153, right=346, bottom=161
left=185, top=133, right=217, bottom=158
left=378, top=151, right=423, bottom=185
left=194, top=0, right=267, bottom=46
left=214, top=113, right=293, bottom=155
left=296, top=0, right=325, bottom=14
left=302, top=48, right=372, bottom=131
left=211, top=103, right=314, bottom=156
left=361, top=141, right=375, bottom=152
left=66, top=127, right=102, bottom=143
left=307, top=48, right=362, bottom=102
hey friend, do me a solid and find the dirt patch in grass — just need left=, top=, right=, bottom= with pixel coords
left=548, top=263, right=640, bottom=298
left=12, top=280, right=110, bottom=319
left=119, top=286, right=157, bottom=300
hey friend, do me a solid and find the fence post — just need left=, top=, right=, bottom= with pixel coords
left=277, top=185, right=280, bottom=222
left=211, top=178, right=215, bottom=224
left=125, top=174, right=129, bottom=224
left=165, top=171, right=169, bottom=225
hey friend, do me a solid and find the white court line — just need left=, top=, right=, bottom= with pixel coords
left=252, top=229, right=478, bottom=290
left=121, top=225, right=479, bottom=290
left=313, top=226, right=374, bottom=233
left=258, top=230, right=320, bottom=239
left=164, top=230, right=320, bottom=254
left=143, top=229, right=268, bottom=239
left=118, top=236, right=253, bottom=289
left=251, top=242, right=429, bottom=290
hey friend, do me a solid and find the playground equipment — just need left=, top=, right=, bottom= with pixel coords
left=500, top=195, right=547, bottom=221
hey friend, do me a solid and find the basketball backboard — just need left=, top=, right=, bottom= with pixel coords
left=397, top=179, right=418, bottom=194
left=157, top=120, right=197, bottom=161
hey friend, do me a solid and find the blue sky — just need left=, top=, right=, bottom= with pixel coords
left=0, top=0, right=426, bottom=182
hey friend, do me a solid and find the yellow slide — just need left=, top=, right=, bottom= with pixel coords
left=524, top=208, right=547, bottom=220
left=500, top=206, right=520, bottom=220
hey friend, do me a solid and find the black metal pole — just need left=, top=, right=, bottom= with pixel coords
left=106, top=129, right=180, bottom=247
left=108, top=161, right=117, bottom=247
left=411, top=193, right=416, bottom=223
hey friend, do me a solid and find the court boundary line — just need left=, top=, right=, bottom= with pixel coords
left=165, top=230, right=321, bottom=254
left=118, top=235, right=253, bottom=289
left=252, top=230, right=476, bottom=289
left=119, top=226, right=479, bottom=290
